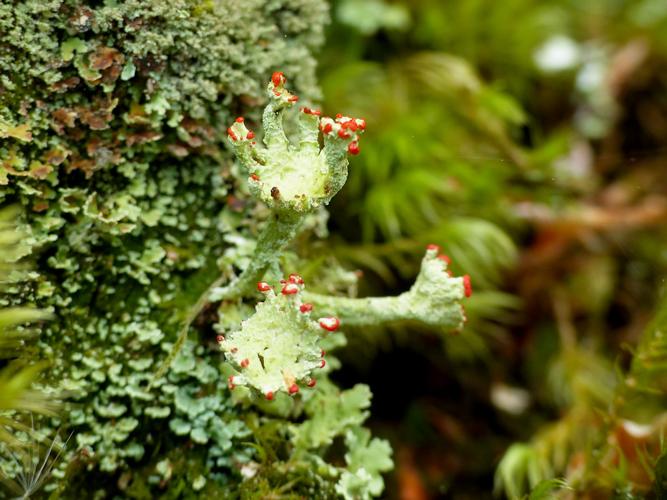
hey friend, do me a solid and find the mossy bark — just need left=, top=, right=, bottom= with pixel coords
left=0, top=1, right=330, bottom=495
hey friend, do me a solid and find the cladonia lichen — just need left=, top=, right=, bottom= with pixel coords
left=220, top=274, right=335, bottom=399
left=305, top=245, right=471, bottom=329
left=0, top=3, right=468, bottom=497
left=159, top=72, right=366, bottom=378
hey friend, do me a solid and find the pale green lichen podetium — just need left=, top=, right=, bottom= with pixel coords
left=304, top=245, right=472, bottom=330
left=210, top=71, right=365, bottom=301
left=156, top=72, right=364, bottom=379
left=221, top=274, right=338, bottom=399
left=222, top=247, right=471, bottom=397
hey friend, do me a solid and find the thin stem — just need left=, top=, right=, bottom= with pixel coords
left=303, top=292, right=401, bottom=326
left=210, top=211, right=302, bottom=301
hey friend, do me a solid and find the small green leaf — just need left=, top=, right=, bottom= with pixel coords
left=61, top=37, right=87, bottom=62
left=292, top=382, right=372, bottom=449
left=120, top=60, right=136, bottom=81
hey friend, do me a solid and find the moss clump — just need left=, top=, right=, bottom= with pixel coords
left=0, top=0, right=331, bottom=496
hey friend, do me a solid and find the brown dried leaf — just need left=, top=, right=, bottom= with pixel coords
left=52, top=108, right=78, bottom=130
left=89, top=47, right=124, bottom=71
left=166, top=144, right=189, bottom=158
left=51, top=76, right=81, bottom=93
left=66, top=156, right=96, bottom=178
left=78, top=97, right=118, bottom=130
left=44, top=148, right=70, bottom=166
left=125, top=130, right=163, bottom=147
left=29, top=162, right=53, bottom=180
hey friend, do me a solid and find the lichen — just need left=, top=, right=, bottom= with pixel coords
left=0, top=2, right=468, bottom=498
left=221, top=275, right=335, bottom=398
left=0, top=0, right=331, bottom=496
left=305, top=245, right=470, bottom=329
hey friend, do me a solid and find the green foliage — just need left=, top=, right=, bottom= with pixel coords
left=336, top=427, right=393, bottom=500
left=623, top=288, right=667, bottom=407
left=0, top=207, right=56, bottom=450
left=318, top=16, right=524, bottom=364
left=494, top=444, right=549, bottom=500
left=528, top=478, right=571, bottom=500
left=0, top=2, right=402, bottom=498
left=319, top=0, right=667, bottom=497
left=655, top=451, right=667, bottom=498
left=293, top=381, right=372, bottom=449
left=1, top=420, right=71, bottom=499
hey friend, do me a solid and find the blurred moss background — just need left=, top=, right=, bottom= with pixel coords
left=315, top=0, right=667, bottom=498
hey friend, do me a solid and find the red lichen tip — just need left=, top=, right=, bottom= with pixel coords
left=427, top=243, right=440, bottom=252
left=321, top=122, right=333, bottom=134
left=228, top=375, right=236, bottom=390
left=437, top=254, right=451, bottom=265
left=319, top=359, right=326, bottom=368
left=299, top=303, right=313, bottom=313
left=227, top=127, right=238, bottom=141
left=281, top=283, right=299, bottom=295
left=321, top=349, right=326, bottom=357
left=338, top=129, right=350, bottom=139
left=288, top=273, right=304, bottom=285
left=357, top=118, right=366, bottom=130
left=247, top=130, right=255, bottom=139
left=463, top=275, right=472, bottom=298
left=271, top=71, right=285, bottom=87
left=335, top=113, right=343, bottom=119
left=250, top=173, right=260, bottom=181
left=318, top=316, right=340, bottom=331
left=265, top=391, right=274, bottom=401
left=257, top=281, right=272, bottom=292
left=343, top=120, right=358, bottom=132
left=288, top=95, right=299, bottom=103
left=288, top=383, right=299, bottom=395
left=216, top=334, right=225, bottom=343
left=348, top=141, right=360, bottom=155
left=307, top=379, right=317, bottom=388
left=240, top=358, right=250, bottom=368
left=235, top=117, right=244, bottom=123
left=302, top=107, right=321, bottom=116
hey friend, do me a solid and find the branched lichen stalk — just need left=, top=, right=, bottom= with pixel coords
left=304, top=246, right=471, bottom=330
left=154, top=212, right=302, bottom=383
left=157, top=72, right=365, bottom=377
left=208, top=211, right=302, bottom=301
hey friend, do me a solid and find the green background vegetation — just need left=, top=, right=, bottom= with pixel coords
left=318, top=0, right=667, bottom=498
left=1, top=0, right=667, bottom=498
